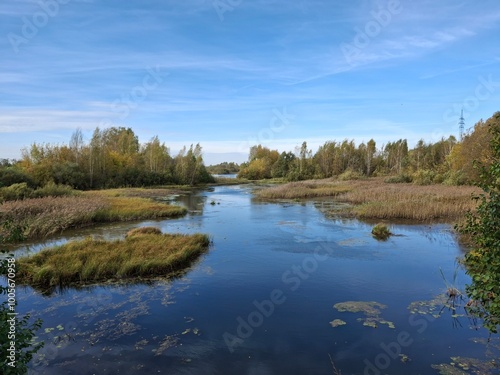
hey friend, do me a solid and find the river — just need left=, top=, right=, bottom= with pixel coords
left=11, top=184, right=499, bottom=374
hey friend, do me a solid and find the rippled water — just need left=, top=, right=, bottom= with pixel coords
left=9, top=185, right=499, bottom=374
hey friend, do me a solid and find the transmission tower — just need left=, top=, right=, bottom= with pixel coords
left=458, top=109, right=465, bottom=141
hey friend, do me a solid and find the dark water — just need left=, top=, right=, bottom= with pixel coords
left=9, top=185, right=499, bottom=374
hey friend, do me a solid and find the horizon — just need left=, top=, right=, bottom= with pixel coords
left=1, top=0, right=500, bottom=165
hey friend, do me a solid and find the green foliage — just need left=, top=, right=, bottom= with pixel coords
left=371, top=223, right=392, bottom=240
left=30, top=182, right=79, bottom=199
left=0, top=166, right=35, bottom=189
left=384, top=174, right=413, bottom=183
left=458, top=111, right=500, bottom=334
left=1, top=221, right=43, bottom=373
left=206, top=162, right=240, bottom=175
left=0, top=183, right=33, bottom=202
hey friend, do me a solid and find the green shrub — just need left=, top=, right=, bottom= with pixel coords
left=338, top=169, right=363, bottom=181
left=31, top=182, right=79, bottom=198
left=0, top=183, right=33, bottom=201
left=412, top=170, right=435, bottom=185
left=384, top=174, right=412, bottom=183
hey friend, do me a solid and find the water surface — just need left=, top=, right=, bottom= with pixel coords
left=10, top=185, right=499, bottom=374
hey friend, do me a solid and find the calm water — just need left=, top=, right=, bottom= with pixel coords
left=10, top=185, right=499, bottom=374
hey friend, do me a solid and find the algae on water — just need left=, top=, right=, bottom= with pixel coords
left=331, top=301, right=395, bottom=329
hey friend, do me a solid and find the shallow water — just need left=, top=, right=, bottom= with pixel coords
left=8, top=185, right=499, bottom=374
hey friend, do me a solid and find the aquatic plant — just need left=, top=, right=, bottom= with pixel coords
left=371, top=223, right=392, bottom=240
left=332, top=301, right=395, bottom=329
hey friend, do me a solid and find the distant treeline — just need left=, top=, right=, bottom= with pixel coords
left=237, top=112, right=500, bottom=185
left=0, top=127, right=214, bottom=190
left=206, top=162, right=240, bottom=175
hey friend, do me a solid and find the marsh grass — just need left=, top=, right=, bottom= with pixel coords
left=256, top=180, right=351, bottom=199
left=341, top=179, right=479, bottom=221
left=256, top=178, right=479, bottom=221
left=0, top=189, right=187, bottom=241
left=16, top=231, right=210, bottom=289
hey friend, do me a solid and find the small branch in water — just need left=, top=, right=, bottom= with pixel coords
left=328, top=353, right=342, bottom=375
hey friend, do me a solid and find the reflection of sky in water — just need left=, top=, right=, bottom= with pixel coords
left=9, top=184, right=497, bottom=374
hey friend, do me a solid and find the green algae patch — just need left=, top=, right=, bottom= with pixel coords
left=332, top=301, right=395, bottom=329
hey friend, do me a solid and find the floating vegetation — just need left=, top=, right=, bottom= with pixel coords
left=407, top=293, right=451, bottom=318
left=134, top=339, right=149, bottom=350
left=329, top=319, right=347, bottom=328
left=154, top=335, right=180, bottom=356
left=431, top=356, right=498, bottom=374
left=332, top=301, right=395, bottom=329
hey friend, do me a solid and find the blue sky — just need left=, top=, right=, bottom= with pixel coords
left=1, top=0, right=499, bottom=165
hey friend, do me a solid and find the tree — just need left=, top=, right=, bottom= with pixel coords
left=459, top=111, right=500, bottom=334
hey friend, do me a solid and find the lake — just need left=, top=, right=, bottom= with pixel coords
left=10, top=184, right=499, bottom=374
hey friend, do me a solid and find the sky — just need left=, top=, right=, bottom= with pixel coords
left=1, top=0, right=500, bottom=165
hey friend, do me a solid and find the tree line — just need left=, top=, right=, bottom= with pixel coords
left=0, top=127, right=213, bottom=190
left=238, top=112, right=500, bottom=185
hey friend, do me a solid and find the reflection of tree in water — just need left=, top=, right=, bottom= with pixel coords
left=172, top=191, right=209, bottom=216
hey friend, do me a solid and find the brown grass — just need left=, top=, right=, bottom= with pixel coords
left=17, top=231, right=210, bottom=289
left=256, top=180, right=351, bottom=199
left=256, top=178, right=480, bottom=221
left=0, top=189, right=187, bottom=241
left=126, top=226, right=163, bottom=238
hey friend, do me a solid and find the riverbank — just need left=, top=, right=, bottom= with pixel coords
left=256, top=178, right=480, bottom=221
left=0, top=188, right=187, bottom=243
left=16, top=228, right=210, bottom=290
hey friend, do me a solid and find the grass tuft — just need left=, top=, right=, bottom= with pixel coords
left=371, top=223, right=392, bottom=240
left=126, top=226, right=163, bottom=238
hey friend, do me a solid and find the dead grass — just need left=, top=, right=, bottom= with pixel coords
left=17, top=231, right=210, bottom=289
left=340, top=179, right=479, bottom=221
left=0, top=189, right=187, bottom=241
left=256, top=178, right=480, bottom=221
left=256, top=180, right=351, bottom=199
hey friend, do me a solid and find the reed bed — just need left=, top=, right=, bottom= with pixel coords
left=256, top=178, right=480, bottom=221
left=17, top=231, right=210, bottom=288
left=256, top=180, right=351, bottom=199
left=0, top=196, right=107, bottom=239
left=340, top=179, right=479, bottom=220
left=0, top=190, right=187, bottom=241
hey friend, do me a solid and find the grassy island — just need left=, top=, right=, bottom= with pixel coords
left=16, top=228, right=210, bottom=289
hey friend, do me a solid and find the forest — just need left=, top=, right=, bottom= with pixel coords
left=0, top=112, right=499, bottom=203
left=237, top=112, right=500, bottom=184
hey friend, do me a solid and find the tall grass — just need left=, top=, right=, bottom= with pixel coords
left=256, top=178, right=479, bottom=221
left=0, top=189, right=187, bottom=241
left=17, top=231, right=210, bottom=289
left=256, top=180, right=351, bottom=199
left=340, top=179, right=479, bottom=221
left=0, top=196, right=107, bottom=239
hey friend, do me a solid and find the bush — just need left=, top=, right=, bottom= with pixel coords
left=338, top=169, right=363, bottom=181
left=371, top=223, right=392, bottom=240
left=412, top=170, right=435, bottom=185
left=31, top=182, right=79, bottom=198
left=0, top=183, right=33, bottom=202
left=384, top=174, right=413, bottom=183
